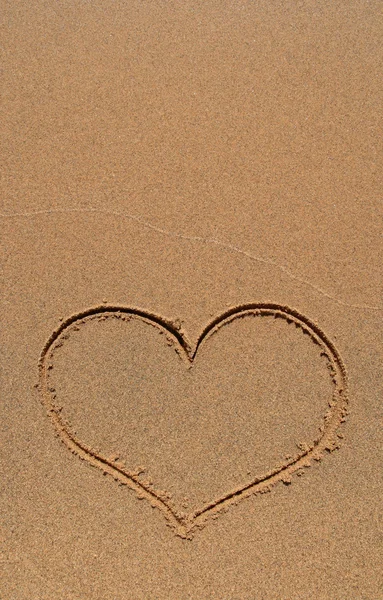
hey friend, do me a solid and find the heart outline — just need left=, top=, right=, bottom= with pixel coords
left=38, top=304, right=348, bottom=539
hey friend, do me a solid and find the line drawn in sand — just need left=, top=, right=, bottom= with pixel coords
left=37, top=303, right=348, bottom=539
left=2, top=206, right=381, bottom=311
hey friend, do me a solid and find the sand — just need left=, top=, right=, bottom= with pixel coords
left=1, top=1, right=382, bottom=598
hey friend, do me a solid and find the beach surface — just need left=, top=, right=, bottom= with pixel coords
left=1, top=1, right=382, bottom=598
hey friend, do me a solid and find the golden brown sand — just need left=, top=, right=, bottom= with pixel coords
left=1, top=1, right=382, bottom=598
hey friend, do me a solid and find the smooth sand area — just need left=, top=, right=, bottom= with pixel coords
left=2, top=1, right=382, bottom=598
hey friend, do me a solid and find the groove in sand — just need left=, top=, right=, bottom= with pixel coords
left=37, top=303, right=348, bottom=539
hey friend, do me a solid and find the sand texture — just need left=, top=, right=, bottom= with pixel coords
left=1, top=1, right=382, bottom=599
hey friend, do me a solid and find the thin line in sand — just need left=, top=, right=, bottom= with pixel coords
left=37, top=303, right=348, bottom=539
left=1, top=207, right=381, bottom=311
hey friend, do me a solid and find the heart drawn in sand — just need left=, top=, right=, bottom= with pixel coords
left=38, top=304, right=348, bottom=539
